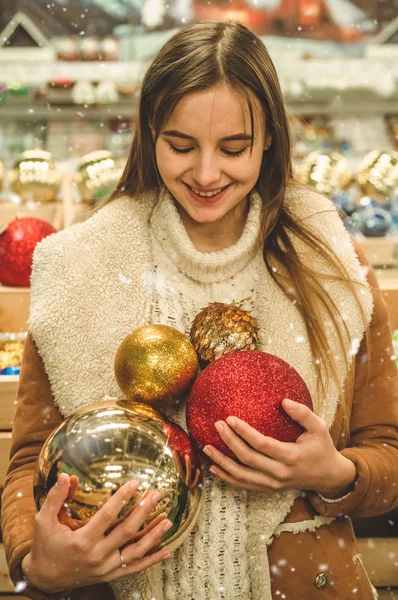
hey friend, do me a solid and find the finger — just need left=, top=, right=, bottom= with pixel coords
left=123, top=518, right=173, bottom=562
left=213, top=421, right=282, bottom=473
left=209, top=464, right=273, bottom=492
left=130, top=514, right=165, bottom=542
left=105, top=548, right=172, bottom=582
left=282, top=399, right=324, bottom=433
left=82, top=481, right=140, bottom=543
left=203, top=444, right=281, bottom=488
left=65, top=475, right=79, bottom=504
left=39, top=473, right=71, bottom=522
left=224, top=417, right=297, bottom=464
left=102, top=490, right=162, bottom=553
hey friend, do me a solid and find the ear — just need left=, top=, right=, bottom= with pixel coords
left=150, top=125, right=156, bottom=142
left=263, top=135, right=272, bottom=152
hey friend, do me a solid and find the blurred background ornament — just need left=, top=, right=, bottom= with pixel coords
left=356, top=150, right=398, bottom=204
left=8, top=150, right=62, bottom=204
left=357, top=204, right=393, bottom=237
left=0, top=332, right=26, bottom=374
left=34, top=399, right=203, bottom=551
left=72, top=81, right=96, bottom=105
left=74, top=150, right=123, bottom=204
left=0, top=216, right=57, bottom=287
left=187, top=350, right=313, bottom=461
left=190, top=301, right=259, bottom=365
left=96, top=81, right=119, bottom=104
left=114, top=324, right=198, bottom=406
left=296, top=151, right=352, bottom=196
left=331, top=190, right=356, bottom=216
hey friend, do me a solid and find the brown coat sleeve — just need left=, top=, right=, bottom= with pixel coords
left=308, top=239, right=398, bottom=517
left=1, top=332, right=65, bottom=599
left=1, top=333, right=114, bottom=600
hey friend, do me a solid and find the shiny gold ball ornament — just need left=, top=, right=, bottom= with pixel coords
left=74, top=150, right=123, bottom=204
left=356, top=150, right=398, bottom=203
left=9, top=150, right=62, bottom=203
left=190, top=301, right=259, bottom=364
left=34, top=399, right=203, bottom=550
left=296, top=151, right=352, bottom=195
left=114, top=325, right=198, bottom=406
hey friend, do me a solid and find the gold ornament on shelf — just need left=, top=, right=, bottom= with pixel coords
left=34, top=399, right=203, bottom=551
left=9, top=150, right=62, bottom=203
left=296, top=151, right=352, bottom=195
left=74, top=150, right=124, bottom=204
left=114, top=324, right=198, bottom=406
left=190, top=300, right=259, bottom=364
left=356, top=150, right=398, bottom=203
left=0, top=332, right=27, bottom=371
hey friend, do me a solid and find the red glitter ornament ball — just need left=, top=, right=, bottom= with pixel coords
left=0, top=217, right=56, bottom=287
left=186, top=350, right=313, bottom=460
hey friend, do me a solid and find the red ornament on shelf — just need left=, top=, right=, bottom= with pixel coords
left=0, top=217, right=57, bottom=287
left=186, top=350, right=313, bottom=460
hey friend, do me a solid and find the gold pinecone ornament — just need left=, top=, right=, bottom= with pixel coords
left=190, top=301, right=259, bottom=364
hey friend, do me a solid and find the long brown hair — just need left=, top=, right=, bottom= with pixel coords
left=101, top=20, right=369, bottom=397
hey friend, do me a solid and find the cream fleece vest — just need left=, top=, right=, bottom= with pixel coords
left=28, top=184, right=373, bottom=600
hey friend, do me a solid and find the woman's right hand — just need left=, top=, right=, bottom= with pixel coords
left=21, top=473, right=173, bottom=593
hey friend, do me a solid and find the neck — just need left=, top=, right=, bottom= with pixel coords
left=175, top=197, right=250, bottom=252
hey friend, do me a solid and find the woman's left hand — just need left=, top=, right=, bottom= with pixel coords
left=203, top=398, right=357, bottom=497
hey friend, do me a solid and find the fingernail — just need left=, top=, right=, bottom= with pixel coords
left=128, top=481, right=139, bottom=493
left=209, top=467, right=217, bottom=475
left=284, top=399, right=295, bottom=409
left=203, top=446, right=212, bottom=455
left=152, top=492, right=161, bottom=504
left=162, top=551, right=172, bottom=560
left=162, top=520, right=173, bottom=533
left=57, top=473, right=68, bottom=486
left=215, top=421, right=224, bottom=432
left=226, top=417, right=237, bottom=428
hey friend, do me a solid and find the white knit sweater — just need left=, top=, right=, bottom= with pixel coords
left=28, top=184, right=373, bottom=600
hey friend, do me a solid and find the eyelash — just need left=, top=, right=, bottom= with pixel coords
left=168, top=144, right=249, bottom=158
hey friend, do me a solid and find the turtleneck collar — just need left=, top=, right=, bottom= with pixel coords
left=149, top=186, right=263, bottom=283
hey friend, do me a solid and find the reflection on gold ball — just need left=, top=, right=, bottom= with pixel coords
left=74, top=150, right=124, bottom=204
left=296, top=151, right=352, bottom=195
left=114, top=325, right=199, bottom=406
left=34, top=400, right=203, bottom=551
left=9, top=150, right=62, bottom=203
left=357, top=150, right=398, bottom=203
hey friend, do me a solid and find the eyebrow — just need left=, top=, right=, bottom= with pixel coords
left=161, top=129, right=253, bottom=142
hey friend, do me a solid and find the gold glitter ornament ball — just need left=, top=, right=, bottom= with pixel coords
left=356, top=150, right=398, bottom=203
left=114, top=324, right=198, bottom=406
left=190, top=301, right=259, bottom=364
left=34, top=399, right=203, bottom=551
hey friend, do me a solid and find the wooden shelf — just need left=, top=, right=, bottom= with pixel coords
left=0, top=288, right=29, bottom=333
left=0, top=434, right=11, bottom=488
left=0, top=378, right=18, bottom=431
left=358, top=538, right=398, bottom=588
left=359, top=237, right=398, bottom=270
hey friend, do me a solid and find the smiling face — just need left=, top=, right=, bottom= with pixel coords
left=154, top=84, right=270, bottom=247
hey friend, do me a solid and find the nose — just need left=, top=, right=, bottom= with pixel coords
left=191, top=151, right=222, bottom=189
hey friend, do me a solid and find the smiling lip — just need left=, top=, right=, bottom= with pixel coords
left=184, top=182, right=231, bottom=203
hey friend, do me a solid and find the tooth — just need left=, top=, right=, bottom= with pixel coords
left=192, top=187, right=222, bottom=197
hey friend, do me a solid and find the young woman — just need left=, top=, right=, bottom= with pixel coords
left=2, top=20, right=397, bottom=600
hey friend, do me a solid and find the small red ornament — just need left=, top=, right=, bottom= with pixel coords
left=0, top=217, right=56, bottom=287
left=163, top=421, right=201, bottom=485
left=186, top=350, right=313, bottom=460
